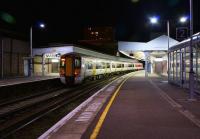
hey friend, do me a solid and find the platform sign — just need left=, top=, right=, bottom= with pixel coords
left=44, top=53, right=61, bottom=59
left=176, top=27, right=188, bottom=41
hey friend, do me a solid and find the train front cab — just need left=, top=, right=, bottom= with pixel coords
left=60, top=54, right=82, bottom=85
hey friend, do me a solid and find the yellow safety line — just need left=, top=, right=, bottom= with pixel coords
left=90, top=76, right=130, bottom=139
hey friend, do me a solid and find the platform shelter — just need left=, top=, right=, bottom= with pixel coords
left=118, top=35, right=179, bottom=75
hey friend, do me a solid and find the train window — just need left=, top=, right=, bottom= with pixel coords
left=122, top=64, right=124, bottom=68
left=102, top=62, right=106, bottom=69
left=60, top=58, right=65, bottom=67
left=96, top=63, right=102, bottom=69
left=128, top=64, right=132, bottom=67
left=96, top=63, right=99, bottom=69
left=87, top=63, right=93, bottom=69
left=75, top=59, right=81, bottom=68
left=117, top=64, right=121, bottom=68
left=124, top=64, right=128, bottom=67
left=107, top=63, right=110, bottom=68
left=112, top=64, right=115, bottom=68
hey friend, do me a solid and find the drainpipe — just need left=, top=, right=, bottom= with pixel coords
left=1, top=39, right=3, bottom=79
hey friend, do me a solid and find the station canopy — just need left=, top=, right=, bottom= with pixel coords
left=118, top=35, right=179, bottom=60
left=33, top=44, right=138, bottom=63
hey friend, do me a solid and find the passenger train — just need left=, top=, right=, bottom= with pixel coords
left=59, top=52, right=143, bottom=85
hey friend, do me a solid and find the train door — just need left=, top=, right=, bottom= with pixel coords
left=59, top=55, right=74, bottom=84
left=66, top=57, right=73, bottom=76
left=74, top=57, right=82, bottom=83
left=52, top=62, right=59, bottom=73
left=60, top=54, right=82, bottom=84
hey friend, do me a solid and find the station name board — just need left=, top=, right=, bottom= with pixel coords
left=44, top=53, right=61, bottom=58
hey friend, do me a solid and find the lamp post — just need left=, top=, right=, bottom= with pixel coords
left=167, top=20, right=170, bottom=81
left=189, top=0, right=195, bottom=100
left=29, top=26, right=33, bottom=76
left=29, top=23, right=45, bottom=77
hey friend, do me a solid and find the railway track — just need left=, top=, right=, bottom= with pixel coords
left=0, top=75, right=120, bottom=139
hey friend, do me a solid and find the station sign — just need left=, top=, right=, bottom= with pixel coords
left=44, top=53, right=61, bottom=59
left=176, top=27, right=188, bottom=41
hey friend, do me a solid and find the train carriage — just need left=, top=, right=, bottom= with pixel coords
left=60, top=51, right=143, bottom=85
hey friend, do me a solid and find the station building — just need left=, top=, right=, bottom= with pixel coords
left=0, top=37, right=29, bottom=78
left=33, top=45, right=64, bottom=76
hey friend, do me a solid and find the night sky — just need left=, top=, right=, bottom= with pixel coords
left=0, top=0, right=199, bottom=45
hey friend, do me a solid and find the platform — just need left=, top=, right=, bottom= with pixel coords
left=0, top=75, right=59, bottom=87
left=39, top=71, right=200, bottom=139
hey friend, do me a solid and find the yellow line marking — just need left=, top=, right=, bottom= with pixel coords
left=90, top=76, right=130, bottom=139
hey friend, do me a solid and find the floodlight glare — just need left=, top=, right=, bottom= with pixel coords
left=39, top=23, right=45, bottom=28
left=179, top=16, right=188, bottom=23
left=149, top=16, right=158, bottom=24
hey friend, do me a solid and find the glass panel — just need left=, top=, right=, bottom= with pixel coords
left=96, top=62, right=103, bottom=69
left=177, top=50, right=180, bottom=82
left=197, top=47, right=200, bottom=91
left=194, top=44, right=200, bottom=91
left=112, top=63, right=115, bottom=68
left=107, top=63, right=110, bottom=68
left=174, top=51, right=177, bottom=81
left=116, top=63, right=121, bottom=68
left=170, top=52, right=174, bottom=80
left=185, top=47, right=190, bottom=82
left=87, top=62, right=93, bottom=69
left=75, top=58, right=81, bottom=68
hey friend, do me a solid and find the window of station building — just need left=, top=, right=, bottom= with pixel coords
left=34, top=55, right=42, bottom=64
left=52, top=59, right=59, bottom=63
left=75, top=58, right=81, bottom=68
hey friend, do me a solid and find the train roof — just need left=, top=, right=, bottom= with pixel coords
left=33, top=45, right=138, bottom=63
